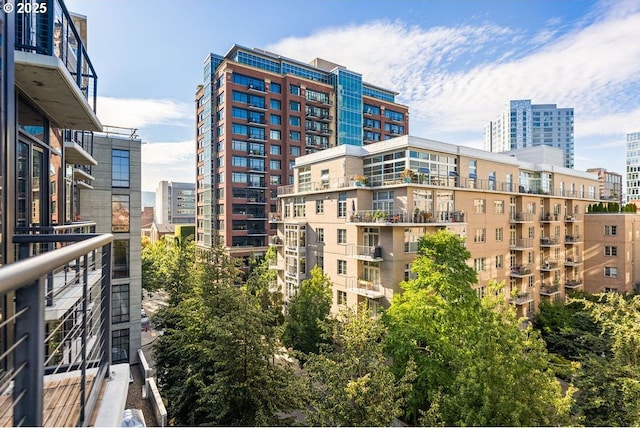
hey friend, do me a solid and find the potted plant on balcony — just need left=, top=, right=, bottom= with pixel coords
left=373, top=210, right=387, bottom=223
left=353, top=174, right=367, bottom=187
left=401, top=168, right=415, bottom=183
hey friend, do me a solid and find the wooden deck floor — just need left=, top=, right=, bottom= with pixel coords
left=0, top=374, right=94, bottom=427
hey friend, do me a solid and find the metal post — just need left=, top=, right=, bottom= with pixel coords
left=79, top=253, right=88, bottom=425
left=14, top=277, right=45, bottom=427
left=101, top=243, right=112, bottom=370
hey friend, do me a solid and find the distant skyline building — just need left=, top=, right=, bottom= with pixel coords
left=484, top=99, right=575, bottom=169
left=195, top=44, right=409, bottom=262
left=155, top=180, right=196, bottom=224
left=625, top=131, right=640, bottom=203
left=586, top=168, right=623, bottom=204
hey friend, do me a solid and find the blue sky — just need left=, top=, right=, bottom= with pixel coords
left=66, top=0, right=640, bottom=192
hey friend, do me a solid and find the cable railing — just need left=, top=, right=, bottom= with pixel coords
left=0, top=233, right=113, bottom=427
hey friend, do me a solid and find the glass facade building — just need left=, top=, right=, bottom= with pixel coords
left=195, top=45, right=409, bottom=262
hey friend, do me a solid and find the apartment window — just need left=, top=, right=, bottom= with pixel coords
left=112, top=149, right=130, bottom=187
left=112, top=329, right=129, bottom=364
left=112, top=195, right=130, bottom=233
left=528, top=227, right=535, bottom=239
left=270, top=130, right=281, bottom=140
left=316, top=200, right=324, bottom=214
left=112, top=284, right=130, bottom=324
left=317, top=255, right=324, bottom=270
left=604, top=267, right=618, bottom=278
left=495, top=227, right=503, bottom=242
left=338, top=192, right=347, bottom=217
left=290, top=146, right=301, bottom=156
left=495, top=255, right=503, bottom=269
left=270, top=160, right=281, bottom=170
left=270, top=82, right=281, bottom=93
left=317, top=228, right=324, bottom=243
left=270, top=99, right=281, bottom=110
left=290, top=131, right=301, bottom=141
left=474, top=228, right=486, bottom=243
left=337, top=290, right=347, bottom=306
left=494, top=200, right=504, bottom=214
left=270, top=144, right=281, bottom=155
left=604, top=246, right=618, bottom=256
left=338, top=229, right=347, bottom=244
left=289, top=115, right=301, bottom=127
left=474, top=199, right=486, bottom=214
left=289, top=101, right=301, bottom=111
left=474, top=257, right=486, bottom=272
left=289, top=84, right=300, bottom=95
left=338, top=259, right=347, bottom=275
left=270, top=114, right=281, bottom=125
left=604, top=225, right=618, bottom=236
left=270, top=175, right=281, bottom=185
left=113, top=240, right=130, bottom=278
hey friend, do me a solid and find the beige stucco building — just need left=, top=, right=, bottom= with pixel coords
left=584, top=212, right=640, bottom=294
left=271, top=135, right=600, bottom=319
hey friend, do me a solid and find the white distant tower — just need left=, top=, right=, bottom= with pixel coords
left=484, top=99, right=575, bottom=168
left=625, top=131, right=640, bottom=202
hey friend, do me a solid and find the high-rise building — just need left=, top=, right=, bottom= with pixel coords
left=625, top=131, right=640, bottom=202
left=80, top=129, right=143, bottom=365
left=484, top=100, right=575, bottom=168
left=195, top=45, right=409, bottom=263
left=155, top=180, right=196, bottom=224
left=586, top=168, right=623, bottom=204
left=0, top=3, right=131, bottom=425
left=271, top=135, right=599, bottom=319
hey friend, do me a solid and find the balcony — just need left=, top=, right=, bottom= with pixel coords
left=509, top=238, right=534, bottom=250
left=540, top=284, right=561, bottom=296
left=348, top=245, right=383, bottom=261
left=510, top=212, right=534, bottom=223
left=14, top=0, right=101, bottom=131
left=540, top=236, right=561, bottom=247
left=564, top=279, right=584, bottom=289
left=0, top=232, right=129, bottom=427
left=510, top=264, right=533, bottom=277
left=565, top=235, right=582, bottom=244
left=348, top=210, right=465, bottom=225
left=268, top=212, right=283, bottom=223
left=540, top=213, right=560, bottom=222
left=540, top=259, right=560, bottom=271
left=269, top=235, right=283, bottom=246
left=349, top=279, right=385, bottom=299
left=564, top=214, right=581, bottom=222
left=510, top=291, right=534, bottom=305
left=564, top=257, right=583, bottom=266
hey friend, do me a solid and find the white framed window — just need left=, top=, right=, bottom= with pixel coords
left=604, top=246, right=617, bottom=256
left=604, top=266, right=618, bottom=278
left=338, top=259, right=347, bottom=275
left=474, top=228, right=486, bottom=243
left=337, top=229, right=347, bottom=244
left=604, top=225, right=618, bottom=236
left=474, top=257, right=486, bottom=272
left=474, top=199, right=486, bottom=214
left=495, top=227, right=503, bottom=242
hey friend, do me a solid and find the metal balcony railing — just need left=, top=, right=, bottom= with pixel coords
left=14, top=0, right=98, bottom=112
left=348, top=209, right=465, bottom=224
left=0, top=233, right=113, bottom=427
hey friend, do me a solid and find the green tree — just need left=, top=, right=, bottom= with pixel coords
left=384, top=230, right=571, bottom=426
left=245, top=246, right=284, bottom=326
left=303, top=306, right=415, bottom=426
left=282, top=265, right=332, bottom=355
left=153, top=245, right=302, bottom=426
left=570, top=293, right=640, bottom=425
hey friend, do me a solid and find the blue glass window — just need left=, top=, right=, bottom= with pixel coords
left=112, top=150, right=130, bottom=187
left=270, top=114, right=281, bottom=125
left=270, top=99, right=281, bottom=110
left=270, top=82, right=281, bottom=93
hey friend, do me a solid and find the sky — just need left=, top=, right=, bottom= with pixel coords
left=65, top=0, right=640, bottom=192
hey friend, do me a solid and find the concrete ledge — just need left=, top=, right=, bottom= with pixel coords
left=92, top=363, right=130, bottom=427
left=148, top=377, right=167, bottom=427
left=137, top=349, right=156, bottom=379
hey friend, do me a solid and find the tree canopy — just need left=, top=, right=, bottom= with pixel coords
left=384, top=230, right=571, bottom=426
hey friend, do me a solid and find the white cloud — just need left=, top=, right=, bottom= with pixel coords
left=97, top=97, right=191, bottom=129
left=141, top=140, right=194, bottom=191
left=266, top=0, right=640, bottom=147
